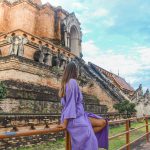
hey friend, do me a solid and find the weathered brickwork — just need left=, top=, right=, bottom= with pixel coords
left=0, top=1, right=56, bottom=39
left=0, top=0, right=136, bottom=149
left=83, top=83, right=116, bottom=112
left=0, top=55, right=117, bottom=112
left=0, top=0, right=82, bottom=57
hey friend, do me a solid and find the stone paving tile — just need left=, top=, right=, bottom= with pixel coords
left=141, top=143, right=150, bottom=150
left=133, top=142, right=150, bottom=150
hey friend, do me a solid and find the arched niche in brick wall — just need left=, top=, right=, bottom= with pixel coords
left=61, top=13, right=82, bottom=57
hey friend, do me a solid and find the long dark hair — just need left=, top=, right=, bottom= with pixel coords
left=58, top=61, right=78, bottom=98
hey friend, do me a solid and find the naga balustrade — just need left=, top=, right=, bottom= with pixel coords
left=0, top=115, right=149, bottom=150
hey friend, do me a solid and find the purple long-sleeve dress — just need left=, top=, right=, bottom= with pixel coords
left=61, top=79, right=109, bottom=150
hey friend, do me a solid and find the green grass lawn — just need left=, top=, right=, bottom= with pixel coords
left=109, top=119, right=150, bottom=150
left=17, top=119, right=150, bottom=150
left=17, top=139, right=65, bottom=150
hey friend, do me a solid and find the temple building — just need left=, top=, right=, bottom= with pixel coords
left=131, top=84, right=150, bottom=117
left=0, top=0, right=148, bottom=115
left=0, top=0, right=82, bottom=57
left=0, top=1, right=149, bottom=149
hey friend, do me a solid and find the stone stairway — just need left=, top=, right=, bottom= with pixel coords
left=74, top=57, right=126, bottom=101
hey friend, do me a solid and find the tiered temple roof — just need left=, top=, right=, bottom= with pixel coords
left=89, top=62, right=134, bottom=95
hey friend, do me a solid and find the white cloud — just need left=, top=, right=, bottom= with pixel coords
left=130, top=46, right=150, bottom=71
left=137, top=47, right=150, bottom=64
left=103, top=17, right=116, bottom=27
left=72, top=2, right=88, bottom=10
left=82, top=40, right=101, bottom=57
left=93, top=8, right=109, bottom=17
left=82, top=28, right=91, bottom=34
left=82, top=40, right=150, bottom=88
left=82, top=40, right=142, bottom=79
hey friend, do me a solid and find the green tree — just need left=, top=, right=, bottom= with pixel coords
left=113, top=100, right=136, bottom=118
left=0, top=82, right=7, bottom=100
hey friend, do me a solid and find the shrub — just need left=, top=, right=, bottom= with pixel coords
left=113, top=100, right=136, bottom=118
left=0, top=82, right=7, bottom=100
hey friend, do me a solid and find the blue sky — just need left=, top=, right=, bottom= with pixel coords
left=42, top=0, right=150, bottom=91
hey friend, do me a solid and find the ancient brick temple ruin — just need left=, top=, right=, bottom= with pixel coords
left=0, top=0, right=149, bottom=149
left=0, top=0, right=149, bottom=116
left=131, top=84, right=150, bottom=117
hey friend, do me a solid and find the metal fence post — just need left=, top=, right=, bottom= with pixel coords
left=145, top=116, right=149, bottom=142
left=126, top=119, right=130, bottom=150
left=65, top=130, right=71, bottom=150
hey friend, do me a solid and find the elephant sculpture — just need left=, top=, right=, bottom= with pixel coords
left=6, top=35, right=28, bottom=56
left=34, top=45, right=52, bottom=66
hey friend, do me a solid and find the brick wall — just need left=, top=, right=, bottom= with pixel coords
left=0, top=1, right=61, bottom=39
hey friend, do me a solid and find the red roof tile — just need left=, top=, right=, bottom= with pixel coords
left=112, top=75, right=134, bottom=91
left=90, top=62, right=134, bottom=92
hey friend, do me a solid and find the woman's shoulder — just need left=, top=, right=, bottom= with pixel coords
left=67, top=78, right=78, bottom=87
left=69, top=78, right=77, bottom=83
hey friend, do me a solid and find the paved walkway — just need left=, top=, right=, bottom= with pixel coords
left=133, top=142, right=150, bottom=150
